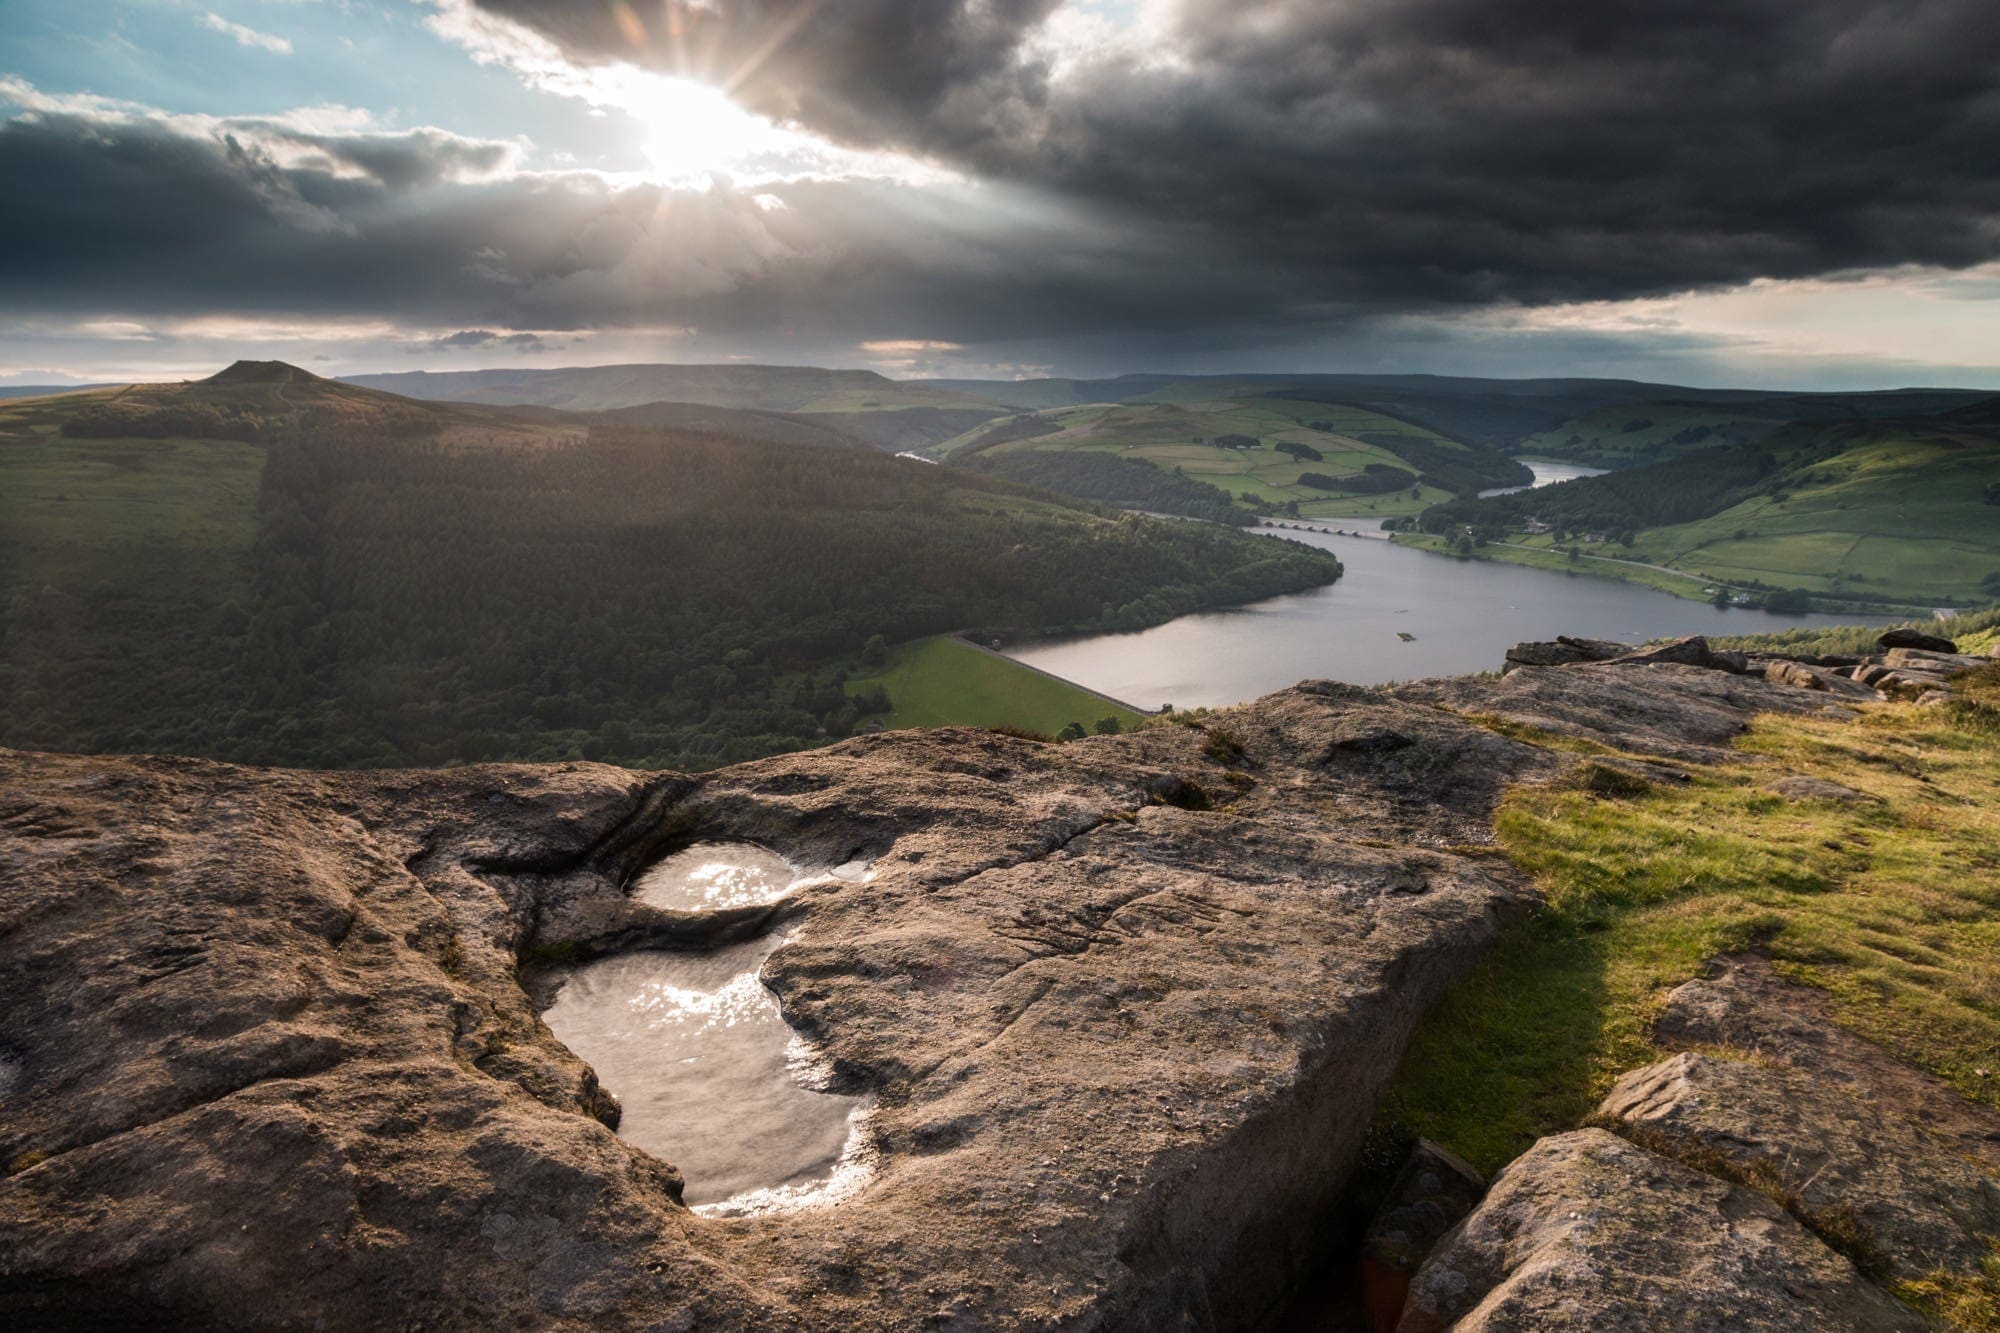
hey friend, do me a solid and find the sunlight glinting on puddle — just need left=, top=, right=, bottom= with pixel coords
left=544, top=842, right=874, bottom=1212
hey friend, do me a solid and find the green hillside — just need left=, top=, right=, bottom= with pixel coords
left=0, top=364, right=1339, bottom=771
left=846, top=635, right=1144, bottom=735
left=1415, top=411, right=2000, bottom=610
left=916, top=371, right=1988, bottom=459
left=1518, top=402, right=1791, bottom=466
left=1520, top=390, right=1986, bottom=467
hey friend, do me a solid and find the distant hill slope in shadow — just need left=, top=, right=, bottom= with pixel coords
left=344, top=363, right=1007, bottom=415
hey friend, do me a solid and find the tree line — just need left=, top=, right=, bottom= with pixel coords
left=963, top=449, right=1255, bottom=525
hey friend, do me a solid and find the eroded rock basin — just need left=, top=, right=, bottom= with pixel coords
left=543, top=843, right=870, bottom=1215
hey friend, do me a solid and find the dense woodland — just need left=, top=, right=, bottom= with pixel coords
left=1298, top=463, right=1417, bottom=494
left=963, top=449, right=1254, bottom=525
left=1353, top=433, right=1533, bottom=495
left=1, top=419, right=1337, bottom=770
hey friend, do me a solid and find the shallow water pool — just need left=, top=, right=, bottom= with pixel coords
left=544, top=843, right=870, bottom=1215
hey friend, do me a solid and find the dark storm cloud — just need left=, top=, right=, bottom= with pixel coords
left=434, top=329, right=553, bottom=351
left=471, top=0, right=2000, bottom=308
left=466, top=0, right=1060, bottom=151
left=290, top=127, right=519, bottom=189
left=6, top=0, right=1999, bottom=366
left=0, top=107, right=1269, bottom=342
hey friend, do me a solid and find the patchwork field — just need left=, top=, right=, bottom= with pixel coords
left=937, top=394, right=1505, bottom=518
left=1627, top=433, right=2000, bottom=601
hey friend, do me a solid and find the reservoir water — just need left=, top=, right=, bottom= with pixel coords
left=1004, top=529, right=1891, bottom=711
left=1479, top=459, right=1610, bottom=496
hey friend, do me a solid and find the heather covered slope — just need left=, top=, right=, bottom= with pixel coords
left=346, top=363, right=1005, bottom=414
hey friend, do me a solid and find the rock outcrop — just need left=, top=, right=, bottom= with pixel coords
left=1398, top=947, right=2000, bottom=1331
left=0, top=651, right=1989, bottom=1329
left=1878, top=627, right=1958, bottom=654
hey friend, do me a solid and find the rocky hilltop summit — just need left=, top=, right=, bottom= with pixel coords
left=203, top=359, right=326, bottom=387
left=1, top=640, right=1995, bottom=1329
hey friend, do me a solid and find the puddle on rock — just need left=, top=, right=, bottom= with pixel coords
left=545, top=843, right=871, bottom=1215
left=631, top=841, right=798, bottom=912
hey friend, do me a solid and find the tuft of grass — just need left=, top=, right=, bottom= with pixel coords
left=987, top=724, right=1054, bottom=744
left=520, top=939, right=586, bottom=968
left=1567, top=760, right=1657, bottom=799
left=1200, top=727, right=1250, bottom=766
left=1899, top=1247, right=2000, bottom=1331
left=1379, top=666, right=2000, bottom=1181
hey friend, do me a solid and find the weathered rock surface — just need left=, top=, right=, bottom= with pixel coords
left=0, top=663, right=1800, bottom=1330
left=0, top=659, right=1952, bottom=1329
left=1396, top=661, right=1857, bottom=762
left=1653, top=955, right=2000, bottom=1175
left=1767, top=775, right=1876, bottom=802
left=1762, top=658, right=1886, bottom=700
left=1601, top=1053, right=2000, bottom=1293
left=1395, top=1129, right=1918, bottom=1332
left=1501, top=641, right=1583, bottom=670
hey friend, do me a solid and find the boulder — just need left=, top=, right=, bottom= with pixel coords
left=1395, top=1129, right=1914, bottom=1332
left=1875, top=669, right=1953, bottom=699
left=1762, top=659, right=1883, bottom=700
left=1878, top=627, right=1957, bottom=653
left=1598, top=1052, right=2000, bottom=1293
left=1555, top=635, right=1631, bottom=659
left=1504, top=641, right=1607, bottom=670
left=1882, top=647, right=1988, bottom=675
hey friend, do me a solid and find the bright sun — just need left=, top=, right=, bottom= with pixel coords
left=608, top=70, right=808, bottom=185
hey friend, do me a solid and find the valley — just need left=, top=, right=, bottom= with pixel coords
left=0, top=363, right=1338, bottom=770
left=12, top=360, right=1993, bottom=764
left=10, top=10, right=2000, bottom=1328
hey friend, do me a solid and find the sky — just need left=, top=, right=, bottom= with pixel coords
left=2, top=0, right=1997, bottom=388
